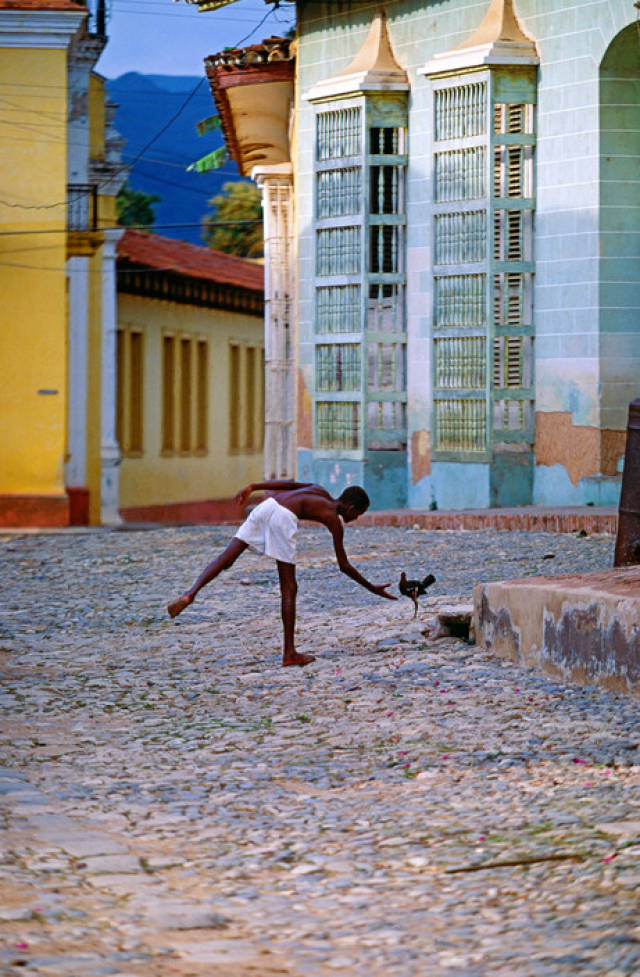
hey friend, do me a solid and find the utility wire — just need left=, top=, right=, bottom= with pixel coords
left=0, top=5, right=280, bottom=226
left=0, top=218, right=261, bottom=237
left=233, top=5, right=276, bottom=47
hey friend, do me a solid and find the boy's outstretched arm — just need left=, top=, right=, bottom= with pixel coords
left=331, top=522, right=397, bottom=600
left=234, top=479, right=314, bottom=506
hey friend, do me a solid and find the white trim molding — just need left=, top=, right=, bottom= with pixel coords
left=0, top=9, right=85, bottom=49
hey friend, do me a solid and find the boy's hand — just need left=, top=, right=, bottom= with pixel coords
left=234, top=485, right=252, bottom=507
left=372, top=583, right=398, bottom=600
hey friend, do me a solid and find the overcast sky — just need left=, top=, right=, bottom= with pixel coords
left=96, top=0, right=296, bottom=79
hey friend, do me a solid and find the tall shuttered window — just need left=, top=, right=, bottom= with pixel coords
left=180, top=338, right=192, bottom=453
left=117, top=327, right=144, bottom=456
left=162, top=336, right=176, bottom=453
left=313, top=95, right=408, bottom=453
left=196, top=340, right=208, bottom=453
left=228, top=341, right=264, bottom=453
left=163, top=335, right=209, bottom=456
left=431, top=73, right=535, bottom=459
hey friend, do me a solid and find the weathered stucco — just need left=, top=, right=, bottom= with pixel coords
left=297, top=369, right=313, bottom=450
left=474, top=568, right=640, bottom=695
left=535, top=411, right=627, bottom=484
left=411, top=429, right=431, bottom=484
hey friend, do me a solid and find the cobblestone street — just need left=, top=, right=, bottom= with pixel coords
left=1, top=523, right=639, bottom=977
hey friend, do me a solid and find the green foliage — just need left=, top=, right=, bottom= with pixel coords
left=196, top=115, right=222, bottom=137
left=202, top=181, right=263, bottom=258
left=187, top=147, right=227, bottom=174
left=116, top=183, right=161, bottom=227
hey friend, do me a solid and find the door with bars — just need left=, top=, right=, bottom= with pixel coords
left=431, top=71, right=536, bottom=462
left=313, top=95, right=408, bottom=455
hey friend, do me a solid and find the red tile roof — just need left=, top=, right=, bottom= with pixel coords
left=117, top=229, right=263, bottom=293
left=0, top=1, right=85, bottom=9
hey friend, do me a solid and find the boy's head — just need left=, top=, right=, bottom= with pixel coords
left=337, top=485, right=370, bottom=522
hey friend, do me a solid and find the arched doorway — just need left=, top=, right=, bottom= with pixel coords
left=599, top=23, right=640, bottom=462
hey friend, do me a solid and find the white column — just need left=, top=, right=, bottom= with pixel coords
left=100, top=227, right=124, bottom=525
left=66, top=256, right=89, bottom=488
left=253, top=164, right=295, bottom=479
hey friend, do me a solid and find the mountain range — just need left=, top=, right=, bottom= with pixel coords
left=106, top=73, right=243, bottom=246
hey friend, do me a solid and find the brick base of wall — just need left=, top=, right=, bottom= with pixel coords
left=0, top=494, right=70, bottom=528
left=120, top=501, right=618, bottom=534
left=120, top=497, right=244, bottom=525
left=357, top=507, right=618, bottom=535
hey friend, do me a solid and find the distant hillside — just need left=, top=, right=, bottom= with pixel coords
left=106, top=72, right=244, bottom=246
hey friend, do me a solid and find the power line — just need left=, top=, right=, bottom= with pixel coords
left=0, top=218, right=261, bottom=237
left=234, top=5, right=276, bottom=47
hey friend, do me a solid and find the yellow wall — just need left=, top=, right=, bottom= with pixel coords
left=0, top=48, right=69, bottom=498
left=89, top=73, right=106, bottom=163
left=118, top=293, right=264, bottom=507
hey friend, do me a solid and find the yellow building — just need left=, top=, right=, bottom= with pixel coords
left=116, top=230, right=265, bottom=523
left=0, top=0, right=125, bottom=527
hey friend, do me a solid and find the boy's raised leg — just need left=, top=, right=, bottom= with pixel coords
left=168, top=538, right=248, bottom=618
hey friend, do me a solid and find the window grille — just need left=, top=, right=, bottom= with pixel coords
left=493, top=398, right=532, bottom=432
left=493, top=272, right=527, bottom=326
left=316, top=343, right=361, bottom=392
left=435, top=147, right=486, bottom=202
left=316, top=285, right=361, bottom=334
left=370, top=165, right=401, bottom=214
left=493, top=145, right=531, bottom=198
left=317, top=168, right=361, bottom=218
left=435, top=274, right=486, bottom=328
left=369, top=126, right=402, bottom=154
left=317, top=108, right=361, bottom=161
left=435, top=337, right=486, bottom=389
left=367, top=400, right=406, bottom=434
left=370, top=224, right=402, bottom=274
left=494, top=102, right=533, bottom=135
left=367, top=341, right=405, bottom=392
left=435, top=211, right=486, bottom=265
left=316, top=401, right=360, bottom=449
left=434, top=398, right=486, bottom=452
left=435, top=82, right=487, bottom=141
left=313, top=96, right=407, bottom=456
left=432, top=78, right=536, bottom=463
left=368, top=283, right=405, bottom=332
left=493, top=210, right=527, bottom=261
left=493, top=335, right=533, bottom=389
left=316, top=226, right=361, bottom=276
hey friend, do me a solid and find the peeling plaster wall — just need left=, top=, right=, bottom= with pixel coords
left=474, top=569, right=640, bottom=695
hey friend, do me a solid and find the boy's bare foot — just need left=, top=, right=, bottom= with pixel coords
left=168, top=594, right=193, bottom=619
left=282, top=651, right=316, bottom=667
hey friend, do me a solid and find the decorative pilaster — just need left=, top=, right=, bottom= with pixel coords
left=66, top=256, right=89, bottom=489
left=253, top=163, right=295, bottom=479
left=100, top=227, right=124, bottom=525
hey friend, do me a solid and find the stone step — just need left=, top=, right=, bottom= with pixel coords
left=474, top=567, right=640, bottom=695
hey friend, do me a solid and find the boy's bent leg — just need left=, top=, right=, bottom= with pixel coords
left=168, top=538, right=248, bottom=618
left=277, top=560, right=315, bottom=667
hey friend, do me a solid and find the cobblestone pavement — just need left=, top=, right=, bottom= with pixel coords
left=1, top=524, right=639, bottom=977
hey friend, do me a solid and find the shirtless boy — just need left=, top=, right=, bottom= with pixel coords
left=167, top=480, right=397, bottom=667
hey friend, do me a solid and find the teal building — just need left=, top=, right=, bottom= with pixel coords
left=203, top=0, right=639, bottom=511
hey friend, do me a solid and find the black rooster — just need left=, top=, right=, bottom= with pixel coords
left=399, top=571, right=436, bottom=617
